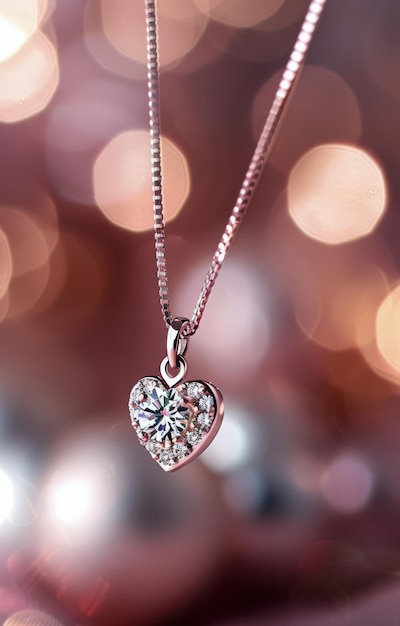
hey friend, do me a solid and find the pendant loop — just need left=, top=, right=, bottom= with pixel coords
left=160, top=355, right=187, bottom=387
left=167, top=317, right=190, bottom=369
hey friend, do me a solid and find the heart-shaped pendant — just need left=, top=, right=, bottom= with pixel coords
left=129, top=374, right=224, bottom=472
left=129, top=318, right=224, bottom=472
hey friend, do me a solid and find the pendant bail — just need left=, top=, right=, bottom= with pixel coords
left=167, top=317, right=190, bottom=369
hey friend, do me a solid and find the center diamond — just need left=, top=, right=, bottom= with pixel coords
left=137, top=387, right=191, bottom=443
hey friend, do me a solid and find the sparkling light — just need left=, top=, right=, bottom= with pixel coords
left=0, top=30, right=59, bottom=123
left=46, top=456, right=113, bottom=536
left=94, top=130, right=190, bottom=232
left=0, top=468, right=14, bottom=523
left=195, top=0, right=284, bottom=28
left=201, top=407, right=255, bottom=473
left=0, top=0, right=46, bottom=63
left=288, top=144, right=387, bottom=245
left=51, top=479, right=94, bottom=526
left=320, top=455, right=374, bottom=514
left=376, top=285, right=400, bottom=373
left=0, top=16, right=26, bottom=62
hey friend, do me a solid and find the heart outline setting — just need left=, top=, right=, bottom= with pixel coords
left=129, top=376, right=224, bottom=472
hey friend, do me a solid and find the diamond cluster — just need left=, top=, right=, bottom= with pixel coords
left=129, top=377, right=216, bottom=468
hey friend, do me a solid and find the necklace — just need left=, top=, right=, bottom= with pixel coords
left=129, top=0, right=328, bottom=472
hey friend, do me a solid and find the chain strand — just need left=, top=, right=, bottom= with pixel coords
left=145, top=0, right=328, bottom=336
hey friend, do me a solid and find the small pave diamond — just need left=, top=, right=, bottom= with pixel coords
left=199, top=394, right=214, bottom=411
left=186, top=382, right=204, bottom=399
left=198, top=412, right=212, bottom=429
left=146, top=441, right=158, bottom=456
left=130, top=408, right=139, bottom=425
left=173, top=442, right=188, bottom=459
left=143, top=378, right=157, bottom=392
left=187, top=430, right=202, bottom=446
left=159, top=449, right=173, bottom=465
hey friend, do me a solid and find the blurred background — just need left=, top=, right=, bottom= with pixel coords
left=0, top=0, right=400, bottom=624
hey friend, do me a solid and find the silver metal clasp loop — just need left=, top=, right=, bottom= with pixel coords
left=167, top=317, right=190, bottom=369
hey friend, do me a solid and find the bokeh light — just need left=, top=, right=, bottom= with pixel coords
left=94, top=130, right=190, bottom=232
left=0, top=293, right=9, bottom=322
left=0, top=468, right=14, bottom=523
left=255, top=0, right=311, bottom=32
left=50, top=479, right=95, bottom=527
left=101, top=0, right=207, bottom=71
left=201, top=407, right=256, bottom=473
left=86, top=0, right=227, bottom=78
left=46, top=459, right=113, bottom=534
left=263, top=196, right=392, bottom=353
left=0, top=16, right=27, bottom=63
left=290, top=454, right=323, bottom=493
left=46, top=79, right=135, bottom=154
left=253, top=66, right=362, bottom=173
left=4, top=610, right=64, bottom=626
left=0, top=207, right=49, bottom=276
left=376, top=285, right=400, bottom=374
left=195, top=0, right=284, bottom=28
left=178, top=261, right=269, bottom=381
left=84, top=2, right=142, bottom=80
left=288, top=144, right=387, bottom=245
left=295, top=252, right=389, bottom=352
left=0, top=2, right=399, bottom=624
left=0, top=206, right=53, bottom=318
left=37, top=0, right=51, bottom=23
left=0, top=228, right=12, bottom=298
left=0, top=30, right=59, bottom=123
left=8, top=476, right=38, bottom=528
left=320, top=454, right=374, bottom=514
left=31, top=193, right=59, bottom=255
left=6, top=260, right=50, bottom=318
left=45, top=77, right=141, bottom=204
left=0, top=0, right=45, bottom=63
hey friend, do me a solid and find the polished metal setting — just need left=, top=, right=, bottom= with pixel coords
left=129, top=374, right=224, bottom=472
left=166, top=317, right=190, bottom=369
left=160, top=355, right=187, bottom=387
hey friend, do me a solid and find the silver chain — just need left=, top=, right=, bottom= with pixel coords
left=145, top=0, right=327, bottom=337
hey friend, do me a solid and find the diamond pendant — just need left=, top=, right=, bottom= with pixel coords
left=128, top=318, right=224, bottom=472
